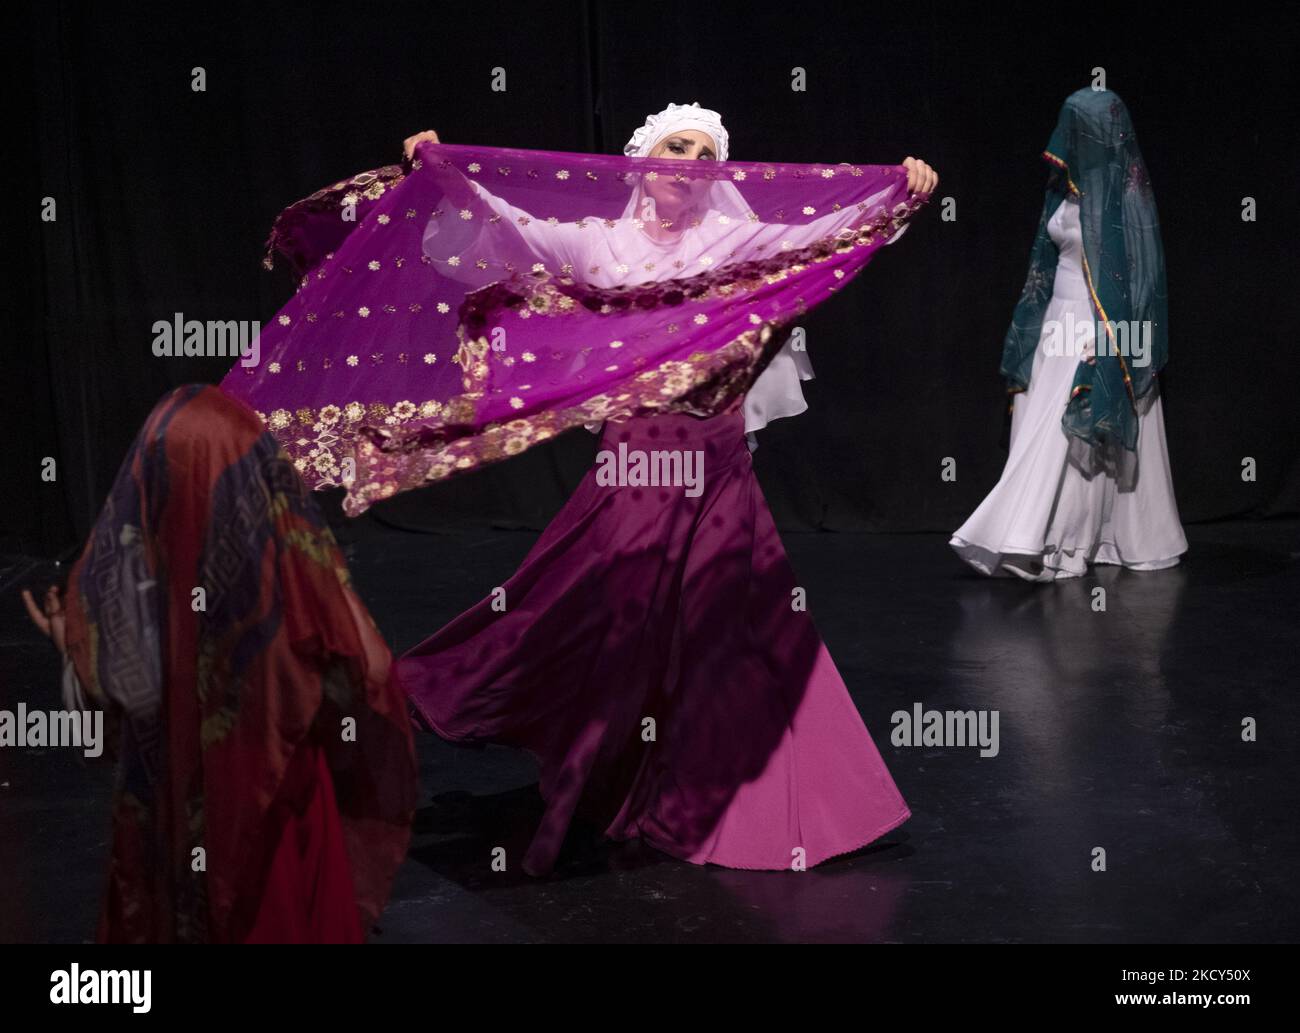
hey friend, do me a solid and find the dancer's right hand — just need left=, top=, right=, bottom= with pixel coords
left=22, top=584, right=67, bottom=656
left=403, top=129, right=441, bottom=160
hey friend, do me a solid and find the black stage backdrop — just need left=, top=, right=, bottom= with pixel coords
left=11, top=0, right=1299, bottom=555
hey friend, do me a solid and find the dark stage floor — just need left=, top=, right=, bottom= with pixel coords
left=3, top=519, right=1297, bottom=943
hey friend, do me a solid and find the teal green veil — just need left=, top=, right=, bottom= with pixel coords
left=1000, top=88, right=1168, bottom=451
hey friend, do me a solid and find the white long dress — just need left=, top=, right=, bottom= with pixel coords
left=950, top=196, right=1187, bottom=581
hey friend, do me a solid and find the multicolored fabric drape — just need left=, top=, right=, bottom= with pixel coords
left=1000, top=88, right=1169, bottom=451
left=63, top=384, right=416, bottom=942
left=221, top=142, right=929, bottom=514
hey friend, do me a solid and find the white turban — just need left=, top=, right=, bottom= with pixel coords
left=623, top=101, right=730, bottom=161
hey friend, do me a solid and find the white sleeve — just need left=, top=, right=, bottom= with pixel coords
left=744, top=339, right=815, bottom=436
left=421, top=178, right=585, bottom=282
left=61, top=653, right=90, bottom=712
left=746, top=184, right=909, bottom=252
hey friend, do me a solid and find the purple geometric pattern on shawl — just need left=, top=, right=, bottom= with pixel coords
left=220, top=142, right=928, bottom=515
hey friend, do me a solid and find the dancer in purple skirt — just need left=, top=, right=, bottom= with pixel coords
left=394, top=105, right=937, bottom=875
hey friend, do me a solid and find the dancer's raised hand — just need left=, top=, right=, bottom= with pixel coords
left=404, top=129, right=441, bottom=160
left=902, top=156, right=938, bottom=195
left=22, top=584, right=67, bottom=655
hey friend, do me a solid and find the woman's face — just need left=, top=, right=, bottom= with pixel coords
left=642, top=129, right=717, bottom=219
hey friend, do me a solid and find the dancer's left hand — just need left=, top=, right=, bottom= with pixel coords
left=902, top=157, right=938, bottom=195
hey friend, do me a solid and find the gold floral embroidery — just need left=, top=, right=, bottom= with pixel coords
left=343, top=322, right=777, bottom=515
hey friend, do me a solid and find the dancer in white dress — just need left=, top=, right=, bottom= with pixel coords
left=951, top=89, right=1187, bottom=581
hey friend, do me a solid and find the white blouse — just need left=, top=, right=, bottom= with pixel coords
left=423, top=171, right=911, bottom=441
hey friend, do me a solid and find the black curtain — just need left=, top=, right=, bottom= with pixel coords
left=11, top=0, right=1299, bottom=556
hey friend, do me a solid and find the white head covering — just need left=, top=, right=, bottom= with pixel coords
left=623, top=101, right=730, bottom=161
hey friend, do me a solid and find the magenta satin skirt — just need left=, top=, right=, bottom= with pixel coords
left=396, top=407, right=910, bottom=875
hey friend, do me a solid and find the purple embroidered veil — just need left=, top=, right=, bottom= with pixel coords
left=221, top=139, right=928, bottom=515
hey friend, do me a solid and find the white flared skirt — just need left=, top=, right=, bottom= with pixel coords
left=951, top=292, right=1188, bottom=581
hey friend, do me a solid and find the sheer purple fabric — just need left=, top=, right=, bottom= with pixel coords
left=221, top=141, right=928, bottom=515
